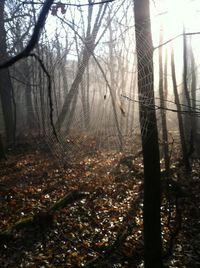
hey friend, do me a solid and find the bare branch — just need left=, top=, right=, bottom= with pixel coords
left=0, top=0, right=54, bottom=69
left=154, top=31, right=200, bottom=50
left=121, top=94, right=200, bottom=116
left=21, top=0, right=116, bottom=7
left=29, top=53, right=58, bottom=141
left=4, top=14, right=32, bottom=22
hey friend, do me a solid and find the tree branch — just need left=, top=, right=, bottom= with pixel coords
left=154, top=31, right=200, bottom=50
left=0, top=0, right=54, bottom=69
left=121, top=94, right=200, bottom=116
left=21, top=0, right=115, bottom=7
left=29, top=53, right=58, bottom=141
left=4, top=14, right=31, bottom=22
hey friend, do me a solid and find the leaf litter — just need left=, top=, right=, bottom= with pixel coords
left=0, top=144, right=200, bottom=267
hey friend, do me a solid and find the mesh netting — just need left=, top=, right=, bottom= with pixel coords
left=2, top=0, right=200, bottom=163
left=29, top=0, right=140, bottom=162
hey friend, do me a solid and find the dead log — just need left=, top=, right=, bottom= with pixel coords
left=0, top=190, right=89, bottom=242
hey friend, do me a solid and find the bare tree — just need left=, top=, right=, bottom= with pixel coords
left=183, top=28, right=194, bottom=158
left=0, top=0, right=15, bottom=145
left=171, top=46, right=190, bottom=170
left=133, top=0, right=163, bottom=267
left=56, top=2, right=108, bottom=130
left=159, top=25, right=170, bottom=174
left=0, top=134, right=6, bottom=160
left=190, top=42, right=199, bottom=156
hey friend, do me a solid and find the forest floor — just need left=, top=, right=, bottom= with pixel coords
left=0, top=142, right=200, bottom=267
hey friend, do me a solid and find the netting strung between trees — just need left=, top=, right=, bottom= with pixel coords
left=3, top=0, right=200, bottom=163
left=29, top=0, right=142, bottom=162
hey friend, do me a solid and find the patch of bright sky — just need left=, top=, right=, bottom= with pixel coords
left=45, top=0, right=106, bottom=39
left=44, top=0, right=132, bottom=59
left=151, top=0, right=200, bottom=86
left=151, top=0, right=200, bottom=46
left=44, top=0, right=200, bottom=87
left=45, top=0, right=200, bottom=56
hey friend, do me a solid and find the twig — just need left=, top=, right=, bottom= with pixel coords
left=0, top=0, right=54, bottom=69
left=21, top=0, right=116, bottom=7
left=29, top=53, right=58, bottom=142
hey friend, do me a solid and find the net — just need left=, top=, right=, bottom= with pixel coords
left=2, top=0, right=200, bottom=163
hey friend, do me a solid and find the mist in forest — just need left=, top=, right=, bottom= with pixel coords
left=1, top=0, right=200, bottom=156
left=1, top=1, right=200, bottom=267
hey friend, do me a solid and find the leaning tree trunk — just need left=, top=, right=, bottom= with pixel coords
left=133, top=1, right=163, bottom=267
left=0, top=0, right=15, bottom=145
left=171, top=46, right=190, bottom=170
left=56, top=3, right=107, bottom=130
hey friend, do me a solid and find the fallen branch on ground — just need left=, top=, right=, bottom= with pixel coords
left=0, top=190, right=90, bottom=242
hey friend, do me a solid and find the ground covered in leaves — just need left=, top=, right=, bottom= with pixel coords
left=0, top=143, right=200, bottom=267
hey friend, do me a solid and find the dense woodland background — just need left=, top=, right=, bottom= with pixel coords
left=0, top=0, right=200, bottom=267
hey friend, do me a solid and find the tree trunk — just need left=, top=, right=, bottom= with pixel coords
left=107, top=11, right=123, bottom=149
left=183, top=28, right=194, bottom=158
left=20, top=61, right=36, bottom=132
left=159, top=25, right=170, bottom=174
left=133, top=1, right=163, bottom=267
left=86, top=64, right=90, bottom=128
left=0, top=134, right=6, bottom=160
left=190, top=44, right=199, bottom=155
left=171, top=46, right=190, bottom=170
left=0, top=0, right=15, bottom=145
left=56, top=3, right=106, bottom=130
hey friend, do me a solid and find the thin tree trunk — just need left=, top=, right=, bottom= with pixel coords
left=190, top=44, right=198, bottom=155
left=107, top=11, right=123, bottom=149
left=56, top=3, right=106, bottom=130
left=159, top=25, right=170, bottom=174
left=20, top=61, right=36, bottom=131
left=171, top=46, right=190, bottom=170
left=134, top=1, right=163, bottom=267
left=183, top=28, right=194, bottom=157
left=164, top=49, right=168, bottom=100
left=65, top=90, right=79, bottom=134
left=80, top=78, right=88, bottom=130
left=25, top=83, right=36, bottom=131
left=86, top=64, right=90, bottom=128
left=128, top=65, right=136, bottom=135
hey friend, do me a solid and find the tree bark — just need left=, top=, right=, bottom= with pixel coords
left=133, top=1, right=163, bottom=267
left=183, top=28, right=194, bottom=158
left=56, top=3, right=106, bottom=130
left=171, top=46, right=190, bottom=170
left=190, top=44, right=199, bottom=155
left=159, top=25, right=170, bottom=174
left=0, top=0, right=15, bottom=145
left=0, top=134, right=6, bottom=160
